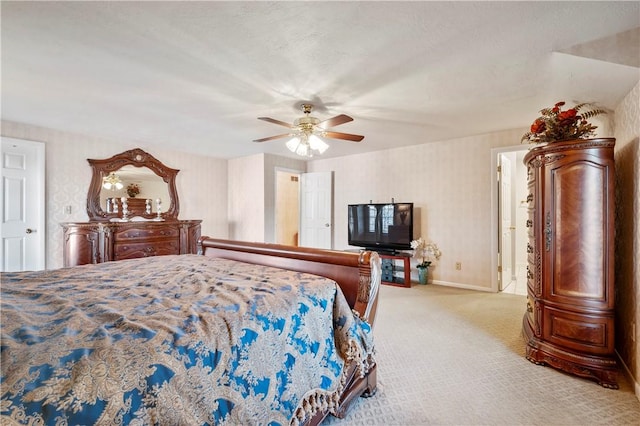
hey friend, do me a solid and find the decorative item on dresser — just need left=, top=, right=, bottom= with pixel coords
left=522, top=137, right=617, bottom=388
left=62, top=148, right=201, bottom=267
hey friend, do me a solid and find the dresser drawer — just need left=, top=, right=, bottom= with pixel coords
left=114, top=225, right=179, bottom=241
left=542, top=306, right=614, bottom=355
left=114, top=240, right=180, bottom=260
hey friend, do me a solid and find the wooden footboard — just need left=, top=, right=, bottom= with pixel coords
left=197, top=237, right=381, bottom=425
left=198, top=237, right=381, bottom=326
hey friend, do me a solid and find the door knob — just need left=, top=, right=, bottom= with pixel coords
left=26, top=228, right=36, bottom=234
left=325, top=223, right=330, bottom=227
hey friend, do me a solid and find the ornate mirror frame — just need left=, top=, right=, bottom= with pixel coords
left=86, top=148, right=180, bottom=221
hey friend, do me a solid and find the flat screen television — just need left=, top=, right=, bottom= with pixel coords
left=348, top=202, right=413, bottom=252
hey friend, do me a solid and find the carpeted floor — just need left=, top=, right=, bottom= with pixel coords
left=326, top=284, right=640, bottom=425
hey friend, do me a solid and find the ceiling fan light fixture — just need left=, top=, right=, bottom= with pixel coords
left=286, top=136, right=301, bottom=153
left=294, top=138, right=310, bottom=157
left=286, top=133, right=329, bottom=157
left=286, top=135, right=309, bottom=156
left=255, top=103, right=363, bottom=155
left=297, top=145, right=309, bottom=157
left=308, top=134, right=329, bottom=154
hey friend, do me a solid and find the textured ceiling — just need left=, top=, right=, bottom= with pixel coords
left=2, top=1, right=639, bottom=160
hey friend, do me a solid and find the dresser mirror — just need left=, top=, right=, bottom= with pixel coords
left=86, top=148, right=180, bottom=221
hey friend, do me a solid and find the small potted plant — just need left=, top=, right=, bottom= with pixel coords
left=410, top=238, right=441, bottom=284
left=521, top=101, right=607, bottom=144
left=126, top=183, right=140, bottom=198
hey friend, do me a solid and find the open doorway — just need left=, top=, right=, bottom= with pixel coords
left=275, top=169, right=301, bottom=246
left=491, top=146, right=529, bottom=295
left=275, top=169, right=334, bottom=249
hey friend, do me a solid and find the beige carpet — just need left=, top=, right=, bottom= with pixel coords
left=326, top=284, right=640, bottom=425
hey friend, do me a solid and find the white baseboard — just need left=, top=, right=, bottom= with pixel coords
left=430, top=279, right=495, bottom=293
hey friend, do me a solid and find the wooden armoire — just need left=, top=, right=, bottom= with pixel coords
left=522, top=138, right=617, bottom=388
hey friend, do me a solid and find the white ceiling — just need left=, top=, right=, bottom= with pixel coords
left=2, top=1, right=639, bottom=160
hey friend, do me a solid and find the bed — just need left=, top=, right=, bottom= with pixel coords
left=1, top=237, right=381, bottom=425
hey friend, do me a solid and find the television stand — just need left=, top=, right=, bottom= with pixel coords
left=366, top=248, right=399, bottom=256
left=378, top=252, right=412, bottom=287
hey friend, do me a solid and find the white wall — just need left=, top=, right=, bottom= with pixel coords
left=307, top=128, right=524, bottom=291
left=227, top=154, right=265, bottom=242
left=1, top=120, right=229, bottom=269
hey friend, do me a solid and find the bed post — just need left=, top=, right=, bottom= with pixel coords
left=354, top=251, right=380, bottom=327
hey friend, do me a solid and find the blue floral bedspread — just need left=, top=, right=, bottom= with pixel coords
left=1, top=254, right=375, bottom=425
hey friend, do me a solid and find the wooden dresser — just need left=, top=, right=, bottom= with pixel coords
left=62, top=220, right=201, bottom=266
left=522, top=138, right=617, bottom=388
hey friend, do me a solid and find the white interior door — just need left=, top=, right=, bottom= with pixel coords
left=498, top=153, right=513, bottom=290
left=299, top=171, right=332, bottom=249
left=1, top=137, right=46, bottom=271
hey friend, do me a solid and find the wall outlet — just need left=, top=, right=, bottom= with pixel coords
left=64, top=205, right=72, bottom=214
left=455, top=262, right=462, bottom=270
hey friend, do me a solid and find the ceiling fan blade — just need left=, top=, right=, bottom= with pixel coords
left=258, top=117, right=293, bottom=128
left=323, top=131, right=364, bottom=142
left=253, top=133, right=291, bottom=143
left=317, top=114, right=353, bottom=129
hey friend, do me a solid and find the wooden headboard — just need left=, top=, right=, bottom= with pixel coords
left=198, top=237, right=381, bottom=326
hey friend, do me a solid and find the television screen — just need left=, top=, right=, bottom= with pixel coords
left=348, top=202, right=413, bottom=252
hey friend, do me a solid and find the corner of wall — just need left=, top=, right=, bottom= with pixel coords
left=613, top=79, right=640, bottom=399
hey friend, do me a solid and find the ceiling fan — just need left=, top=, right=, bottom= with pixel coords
left=253, top=104, right=364, bottom=157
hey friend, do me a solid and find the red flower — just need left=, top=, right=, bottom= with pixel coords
left=558, top=109, right=577, bottom=121
left=522, top=101, right=606, bottom=144
left=530, top=119, right=546, bottom=134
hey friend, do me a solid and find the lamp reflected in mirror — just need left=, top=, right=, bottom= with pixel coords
left=102, top=172, right=123, bottom=190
